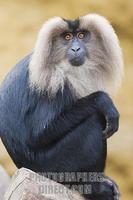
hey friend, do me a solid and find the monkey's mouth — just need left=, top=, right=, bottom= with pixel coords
left=69, top=57, right=85, bottom=67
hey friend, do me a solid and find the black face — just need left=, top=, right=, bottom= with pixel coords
left=62, top=19, right=90, bottom=66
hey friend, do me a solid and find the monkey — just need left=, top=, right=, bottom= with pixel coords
left=0, top=14, right=123, bottom=200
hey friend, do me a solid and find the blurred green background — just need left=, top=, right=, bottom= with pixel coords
left=0, top=0, right=133, bottom=199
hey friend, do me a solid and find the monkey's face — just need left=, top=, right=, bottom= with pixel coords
left=61, top=30, right=90, bottom=66
left=50, top=20, right=91, bottom=67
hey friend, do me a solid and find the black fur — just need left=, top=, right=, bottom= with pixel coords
left=63, top=18, right=80, bottom=33
left=0, top=55, right=119, bottom=199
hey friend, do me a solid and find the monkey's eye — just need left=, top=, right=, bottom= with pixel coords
left=64, top=33, right=73, bottom=41
left=77, top=32, right=85, bottom=39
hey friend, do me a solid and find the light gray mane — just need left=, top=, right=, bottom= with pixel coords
left=29, top=14, right=123, bottom=98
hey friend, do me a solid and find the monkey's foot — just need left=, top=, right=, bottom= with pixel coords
left=102, top=176, right=120, bottom=200
left=84, top=176, right=120, bottom=200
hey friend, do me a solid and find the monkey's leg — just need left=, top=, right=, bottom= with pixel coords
left=33, top=113, right=119, bottom=200
left=29, top=91, right=119, bottom=149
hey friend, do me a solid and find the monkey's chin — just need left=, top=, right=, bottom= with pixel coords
left=69, top=59, right=85, bottom=67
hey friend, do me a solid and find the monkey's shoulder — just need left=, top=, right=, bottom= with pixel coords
left=0, top=54, right=75, bottom=135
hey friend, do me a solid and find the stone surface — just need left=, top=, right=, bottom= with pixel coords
left=5, top=168, right=85, bottom=200
left=22, top=192, right=50, bottom=200
left=0, top=165, right=10, bottom=200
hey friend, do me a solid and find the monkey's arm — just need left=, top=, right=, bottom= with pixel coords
left=31, top=91, right=119, bottom=148
left=93, top=92, right=119, bottom=138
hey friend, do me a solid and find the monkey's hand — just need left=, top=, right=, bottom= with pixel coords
left=94, top=91, right=119, bottom=139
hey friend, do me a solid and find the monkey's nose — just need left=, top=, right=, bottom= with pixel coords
left=71, top=47, right=81, bottom=52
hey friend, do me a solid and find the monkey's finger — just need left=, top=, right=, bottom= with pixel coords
left=113, top=183, right=120, bottom=200
left=103, top=117, right=119, bottom=139
left=103, top=176, right=120, bottom=200
left=103, top=126, right=114, bottom=139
